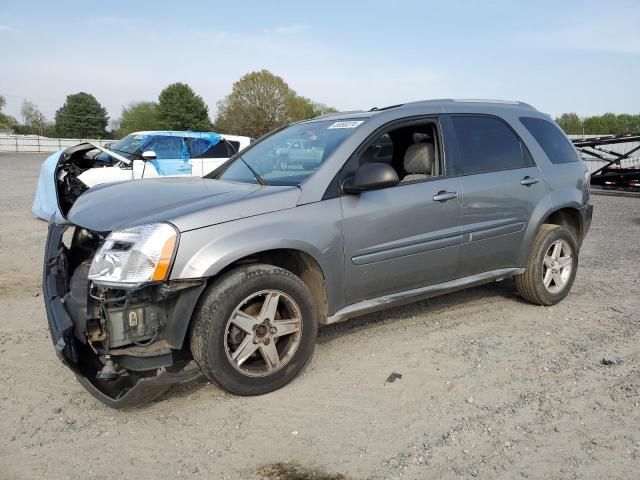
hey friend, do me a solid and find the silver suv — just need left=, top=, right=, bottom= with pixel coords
left=43, top=100, right=593, bottom=407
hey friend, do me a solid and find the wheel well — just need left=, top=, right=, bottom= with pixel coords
left=543, top=208, right=583, bottom=245
left=221, top=249, right=328, bottom=322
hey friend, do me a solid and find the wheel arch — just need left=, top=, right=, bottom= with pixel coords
left=518, top=201, right=584, bottom=267
left=541, top=205, right=585, bottom=246
left=177, top=245, right=330, bottom=353
left=211, top=247, right=329, bottom=325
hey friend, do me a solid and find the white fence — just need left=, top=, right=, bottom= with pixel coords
left=0, top=134, right=113, bottom=153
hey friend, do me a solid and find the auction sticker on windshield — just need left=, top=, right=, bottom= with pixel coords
left=328, top=121, right=364, bottom=129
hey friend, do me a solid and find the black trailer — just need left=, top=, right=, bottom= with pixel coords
left=573, top=134, right=640, bottom=190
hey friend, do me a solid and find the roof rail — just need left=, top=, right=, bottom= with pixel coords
left=369, top=103, right=405, bottom=112
left=452, top=99, right=536, bottom=109
left=313, top=110, right=365, bottom=120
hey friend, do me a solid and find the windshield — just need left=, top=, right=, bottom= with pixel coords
left=212, top=119, right=365, bottom=185
left=96, top=133, right=147, bottom=161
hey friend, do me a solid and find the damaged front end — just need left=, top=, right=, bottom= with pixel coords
left=43, top=222, right=205, bottom=408
left=56, top=142, right=135, bottom=217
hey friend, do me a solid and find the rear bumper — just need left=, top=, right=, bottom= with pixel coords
left=43, top=222, right=204, bottom=408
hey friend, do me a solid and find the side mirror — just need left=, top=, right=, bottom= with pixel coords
left=342, top=163, right=399, bottom=194
left=141, top=150, right=157, bottom=161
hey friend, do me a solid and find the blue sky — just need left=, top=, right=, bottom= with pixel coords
left=1, top=0, right=639, bottom=124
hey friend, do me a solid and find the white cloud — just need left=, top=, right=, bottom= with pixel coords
left=85, top=15, right=132, bottom=27
left=0, top=24, right=12, bottom=32
left=264, top=24, right=308, bottom=35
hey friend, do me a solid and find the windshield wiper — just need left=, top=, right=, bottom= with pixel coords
left=238, top=155, right=266, bottom=185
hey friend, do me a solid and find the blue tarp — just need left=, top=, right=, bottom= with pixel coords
left=31, top=149, right=65, bottom=221
left=140, top=131, right=222, bottom=176
left=31, top=131, right=224, bottom=220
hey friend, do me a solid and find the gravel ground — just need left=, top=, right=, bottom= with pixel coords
left=1, top=153, right=639, bottom=480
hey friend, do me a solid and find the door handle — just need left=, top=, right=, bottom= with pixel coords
left=432, top=191, right=458, bottom=202
left=520, top=176, right=539, bottom=186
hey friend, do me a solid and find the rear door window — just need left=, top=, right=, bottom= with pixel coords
left=449, top=116, right=524, bottom=175
left=520, top=117, right=579, bottom=164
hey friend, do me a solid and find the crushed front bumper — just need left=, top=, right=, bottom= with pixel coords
left=43, top=222, right=205, bottom=408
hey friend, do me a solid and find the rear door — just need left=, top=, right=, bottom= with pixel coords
left=442, top=115, right=548, bottom=276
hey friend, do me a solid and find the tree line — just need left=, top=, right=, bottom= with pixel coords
left=0, top=70, right=335, bottom=139
left=2, top=74, right=638, bottom=139
left=555, top=113, right=640, bottom=136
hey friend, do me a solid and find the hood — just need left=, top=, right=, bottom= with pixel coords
left=67, top=177, right=301, bottom=232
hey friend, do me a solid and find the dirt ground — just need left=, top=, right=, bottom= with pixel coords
left=1, top=153, right=639, bottom=480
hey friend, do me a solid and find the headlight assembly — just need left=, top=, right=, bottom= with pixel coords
left=88, top=223, right=178, bottom=286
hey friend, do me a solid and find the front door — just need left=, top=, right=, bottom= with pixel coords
left=341, top=178, right=463, bottom=303
left=340, top=119, right=463, bottom=304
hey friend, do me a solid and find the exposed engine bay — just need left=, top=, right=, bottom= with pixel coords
left=56, top=143, right=133, bottom=217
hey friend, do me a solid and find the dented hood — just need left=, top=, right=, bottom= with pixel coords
left=67, top=177, right=300, bottom=232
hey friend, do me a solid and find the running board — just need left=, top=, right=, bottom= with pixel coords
left=325, top=268, right=524, bottom=325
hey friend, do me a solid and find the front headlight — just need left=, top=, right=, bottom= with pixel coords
left=88, top=223, right=178, bottom=286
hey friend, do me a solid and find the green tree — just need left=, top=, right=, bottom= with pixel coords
left=599, top=113, right=619, bottom=134
left=55, top=92, right=109, bottom=138
left=616, top=114, right=634, bottom=134
left=117, top=101, right=163, bottom=136
left=157, top=83, right=212, bottom=131
left=582, top=116, right=605, bottom=135
left=300, top=98, right=338, bottom=119
left=555, top=113, right=582, bottom=135
left=0, top=95, right=18, bottom=130
left=214, top=70, right=337, bottom=138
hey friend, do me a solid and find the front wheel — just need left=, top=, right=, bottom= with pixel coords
left=515, top=224, right=578, bottom=305
left=190, top=264, right=318, bottom=395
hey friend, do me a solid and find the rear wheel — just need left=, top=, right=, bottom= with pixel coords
left=515, top=224, right=578, bottom=305
left=190, top=264, right=318, bottom=395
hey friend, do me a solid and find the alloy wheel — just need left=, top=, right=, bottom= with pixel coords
left=542, top=239, right=573, bottom=294
left=224, top=290, right=303, bottom=377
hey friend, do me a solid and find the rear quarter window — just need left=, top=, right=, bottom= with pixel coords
left=520, top=117, right=579, bottom=164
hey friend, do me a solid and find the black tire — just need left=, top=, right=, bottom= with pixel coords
left=190, top=264, right=318, bottom=395
left=515, top=224, right=579, bottom=306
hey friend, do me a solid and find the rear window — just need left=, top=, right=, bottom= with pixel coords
left=226, top=141, right=240, bottom=153
left=450, top=116, right=524, bottom=175
left=520, top=117, right=579, bottom=164
left=202, top=141, right=231, bottom=158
